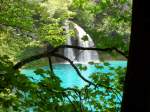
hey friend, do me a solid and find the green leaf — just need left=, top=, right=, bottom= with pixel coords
left=78, top=64, right=87, bottom=71
left=88, top=61, right=94, bottom=65
left=103, top=62, right=110, bottom=66
left=95, top=64, right=104, bottom=69
left=81, top=35, right=89, bottom=41
left=34, top=68, right=45, bottom=75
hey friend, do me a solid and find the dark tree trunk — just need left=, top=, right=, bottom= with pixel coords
left=121, top=0, right=150, bottom=112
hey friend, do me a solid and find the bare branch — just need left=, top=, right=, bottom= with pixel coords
left=13, top=52, right=47, bottom=70
left=13, top=45, right=128, bottom=69
left=13, top=45, right=124, bottom=104
left=52, top=53, right=97, bottom=87
left=52, top=53, right=122, bottom=102
left=56, top=45, right=128, bottom=59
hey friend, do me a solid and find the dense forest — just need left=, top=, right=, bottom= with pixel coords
left=0, top=0, right=131, bottom=111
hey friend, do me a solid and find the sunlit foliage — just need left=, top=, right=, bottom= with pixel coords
left=0, top=0, right=131, bottom=111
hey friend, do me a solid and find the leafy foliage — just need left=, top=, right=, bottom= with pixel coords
left=0, top=55, right=126, bottom=111
left=70, top=0, right=131, bottom=56
left=0, top=0, right=73, bottom=61
left=0, top=0, right=34, bottom=30
left=0, top=0, right=130, bottom=111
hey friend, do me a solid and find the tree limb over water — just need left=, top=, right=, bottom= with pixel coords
left=13, top=44, right=125, bottom=104
left=13, top=45, right=128, bottom=70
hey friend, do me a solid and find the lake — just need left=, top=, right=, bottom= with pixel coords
left=21, top=60, right=127, bottom=111
left=21, top=61, right=127, bottom=88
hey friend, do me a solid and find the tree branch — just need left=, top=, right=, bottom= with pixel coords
left=52, top=53, right=122, bottom=103
left=13, top=45, right=128, bottom=69
left=13, top=45, right=124, bottom=104
left=63, top=93, right=78, bottom=112
left=52, top=53, right=97, bottom=87
left=55, top=45, right=128, bottom=59
left=13, top=52, right=47, bottom=70
left=40, top=85, right=79, bottom=112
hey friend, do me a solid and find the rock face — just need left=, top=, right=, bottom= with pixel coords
left=53, top=21, right=100, bottom=64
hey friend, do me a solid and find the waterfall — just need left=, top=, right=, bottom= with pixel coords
left=64, top=37, right=75, bottom=61
left=63, top=21, right=100, bottom=64
left=72, top=23, right=100, bottom=63
left=63, top=20, right=75, bottom=62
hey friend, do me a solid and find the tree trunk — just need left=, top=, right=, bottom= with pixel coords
left=121, top=0, right=150, bottom=112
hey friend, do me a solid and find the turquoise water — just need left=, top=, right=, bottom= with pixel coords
left=21, top=61, right=127, bottom=88
left=21, top=61, right=127, bottom=111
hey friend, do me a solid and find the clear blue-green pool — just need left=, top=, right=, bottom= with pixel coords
left=21, top=61, right=127, bottom=88
left=20, top=61, right=127, bottom=112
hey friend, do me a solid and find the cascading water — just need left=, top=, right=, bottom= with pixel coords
left=73, top=23, right=99, bottom=63
left=63, top=20, right=75, bottom=61
left=64, top=37, right=75, bottom=61
left=63, top=21, right=100, bottom=63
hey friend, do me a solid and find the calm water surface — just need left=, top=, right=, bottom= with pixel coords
left=21, top=61, right=127, bottom=88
